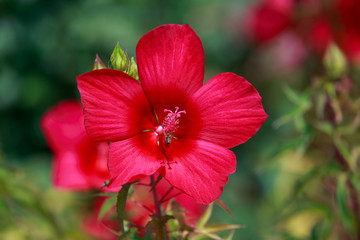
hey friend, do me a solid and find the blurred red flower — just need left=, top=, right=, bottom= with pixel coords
left=336, top=0, right=360, bottom=62
left=242, top=0, right=293, bottom=43
left=77, top=24, right=267, bottom=204
left=243, top=0, right=360, bottom=63
left=41, top=100, right=109, bottom=190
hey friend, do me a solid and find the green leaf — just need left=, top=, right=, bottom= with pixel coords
left=273, top=106, right=306, bottom=128
left=349, top=172, right=360, bottom=192
left=336, top=174, right=353, bottom=233
left=276, top=202, right=332, bottom=227
left=266, top=135, right=311, bottom=159
left=202, top=224, right=244, bottom=233
left=0, top=196, right=11, bottom=224
left=315, top=122, right=334, bottom=136
left=225, top=230, right=235, bottom=240
left=294, top=163, right=341, bottom=196
left=309, top=220, right=332, bottom=240
left=333, top=134, right=351, bottom=165
left=91, top=191, right=117, bottom=198
left=98, top=196, right=117, bottom=223
left=117, top=183, right=132, bottom=235
left=283, top=86, right=311, bottom=107
left=273, top=86, right=311, bottom=129
left=193, top=230, right=222, bottom=240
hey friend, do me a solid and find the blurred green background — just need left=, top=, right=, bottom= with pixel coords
left=2, top=0, right=358, bottom=239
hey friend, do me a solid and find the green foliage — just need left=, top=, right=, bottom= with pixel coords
left=98, top=196, right=117, bottom=223
left=336, top=175, right=353, bottom=234
left=0, top=158, right=90, bottom=240
left=117, top=182, right=133, bottom=235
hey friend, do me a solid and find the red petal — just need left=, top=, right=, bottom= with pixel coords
left=106, top=132, right=163, bottom=189
left=162, top=139, right=236, bottom=204
left=41, top=100, right=109, bottom=190
left=126, top=183, right=154, bottom=228
left=53, top=151, right=91, bottom=190
left=181, top=72, right=267, bottom=148
left=41, top=100, right=92, bottom=189
left=40, top=100, right=87, bottom=151
left=77, top=69, right=157, bottom=142
left=78, top=140, right=110, bottom=188
left=136, top=24, right=204, bottom=120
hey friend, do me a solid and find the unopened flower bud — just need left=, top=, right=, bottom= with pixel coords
left=110, top=42, right=127, bottom=71
left=324, top=43, right=347, bottom=79
left=127, top=57, right=139, bottom=80
left=110, top=43, right=139, bottom=80
left=92, top=54, right=107, bottom=70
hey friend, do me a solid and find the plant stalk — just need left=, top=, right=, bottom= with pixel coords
left=150, top=175, right=168, bottom=240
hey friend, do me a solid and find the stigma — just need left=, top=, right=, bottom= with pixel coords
left=155, top=107, right=186, bottom=145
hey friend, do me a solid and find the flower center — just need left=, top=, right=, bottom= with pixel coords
left=154, top=107, right=185, bottom=169
left=155, top=107, right=186, bottom=145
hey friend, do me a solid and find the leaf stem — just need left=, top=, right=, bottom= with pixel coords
left=150, top=175, right=162, bottom=218
left=150, top=175, right=168, bottom=240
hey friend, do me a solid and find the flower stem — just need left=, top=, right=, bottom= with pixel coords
left=150, top=175, right=168, bottom=240
left=334, top=145, right=360, bottom=239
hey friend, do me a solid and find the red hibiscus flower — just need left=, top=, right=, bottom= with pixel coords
left=242, top=0, right=293, bottom=44
left=77, top=24, right=267, bottom=204
left=41, top=100, right=109, bottom=190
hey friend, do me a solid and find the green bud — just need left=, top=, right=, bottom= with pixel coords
left=110, top=42, right=139, bottom=80
left=92, top=54, right=107, bottom=70
left=110, top=42, right=127, bottom=71
left=127, top=56, right=139, bottom=80
left=324, top=43, right=347, bottom=79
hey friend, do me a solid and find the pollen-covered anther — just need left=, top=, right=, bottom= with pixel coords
left=162, top=106, right=186, bottom=134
